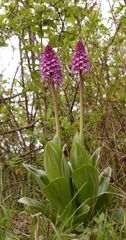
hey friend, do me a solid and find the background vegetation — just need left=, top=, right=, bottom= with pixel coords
left=0, top=0, right=126, bottom=239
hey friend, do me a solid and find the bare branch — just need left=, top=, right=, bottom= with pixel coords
left=1, top=120, right=38, bottom=135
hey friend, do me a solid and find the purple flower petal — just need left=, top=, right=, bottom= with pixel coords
left=40, top=45, right=62, bottom=84
left=71, top=41, right=90, bottom=74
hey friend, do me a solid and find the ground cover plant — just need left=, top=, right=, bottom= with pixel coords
left=0, top=0, right=126, bottom=239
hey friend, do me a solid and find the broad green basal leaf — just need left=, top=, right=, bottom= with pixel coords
left=74, top=203, right=90, bottom=224
left=23, top=164, right=49, bottom=189
left=72, top=165, right=99, bottom=205
left=95, top=192, right=113, bottom=213
left=61, top=154, right=71, bottom=180
left=51, top=134, right=61, bottom=147
left=70, top=143, right=90, bottom=169
left=98, top=166, right=112, bottom=195
left=44, top=142, right=62, bottom=181
left=72, top=131, right=81, bottom=145
left=43, top=177, right=73, bottom=218
left=18, top=197, right=54, bottom=220
left=90, top=147, right=100, bottom=167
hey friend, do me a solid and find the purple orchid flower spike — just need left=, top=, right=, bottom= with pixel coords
left=71, top=41, right=90, bottom=143
left=71, top=41, right=90, bottom=74
left=40, top=45, right=62, bottom=85
left=40, top=45, right=62, bottom=136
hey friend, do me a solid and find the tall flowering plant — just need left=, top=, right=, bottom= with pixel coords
left=72, top=40, right=90, bottom=144
left=19, top=42, right=113, bottom=231
left=40, top=45, right=62, bottom=137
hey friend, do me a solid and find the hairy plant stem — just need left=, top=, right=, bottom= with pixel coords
left=79, top=71, right=84, bottom=144
left=50, top=82, right=60, bottom=136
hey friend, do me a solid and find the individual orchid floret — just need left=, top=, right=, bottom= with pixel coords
left=71, top=41, right=90, bottom=73
left=40, top=45, right=62, bottom=85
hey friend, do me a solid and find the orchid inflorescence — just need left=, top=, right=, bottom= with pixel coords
left=40, top=40, right=90, bottom=138
left=71, top=40, right=90, bottom=74
left=40, top=41, right=90, bottom=85
left=40, top=45, right=62, bottom=85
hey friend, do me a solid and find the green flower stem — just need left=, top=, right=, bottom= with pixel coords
left=50, top=82, right=60, bottom=136
left=79, top=71, right=84, bottom=144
